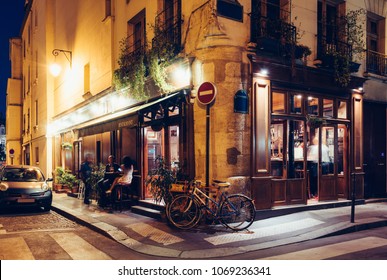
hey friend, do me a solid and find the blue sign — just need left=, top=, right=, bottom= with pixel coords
left=234, top=89, right=249, bottom=114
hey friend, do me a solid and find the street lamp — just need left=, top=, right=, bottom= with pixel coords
left=50, top=48, right=72, bottom=76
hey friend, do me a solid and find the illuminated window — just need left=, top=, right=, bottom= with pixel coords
left=290, top=94, right=302, bottom=114
left=272, top=92, right=285, bottom=113
left=323, top=99, right=333, bottom=117
left=338, top=100, right=347, bottom=119
left=307, top=97, right=319, bottom=115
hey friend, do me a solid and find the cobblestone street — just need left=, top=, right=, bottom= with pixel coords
left=0, top=210, right=79, bottom=233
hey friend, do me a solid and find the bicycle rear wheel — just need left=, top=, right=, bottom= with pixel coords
left=167, top=195, right=201, bottom=229
left=220, top=194, right=256, bottom=231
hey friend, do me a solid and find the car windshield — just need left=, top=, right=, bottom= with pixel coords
left=1, top=168, right=45, bottom=182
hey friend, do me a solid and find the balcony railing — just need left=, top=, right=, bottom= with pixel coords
left=123, top=31, right=147, bottom=61
left=317, top=35, right=353, bottom=60
left=152, top=0, right=182, bottom=55
left=251, top=16, right=296, bottom=43
left=250, top=0, right=296, bottom=55
left=366, top=50, right=387, bottom=77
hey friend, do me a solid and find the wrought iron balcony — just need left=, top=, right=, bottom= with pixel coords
left=317, top=35, right=352, bottom=59
left=152, top=0, right=182, bottom=56
left=250, top=15, right=297, bottom=56
left=366, top=50, right=387, bottom=77
left=122, top=32, right=147, bottom=61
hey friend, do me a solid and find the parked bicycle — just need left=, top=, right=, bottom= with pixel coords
left=166, top=180, right=256, bottom=231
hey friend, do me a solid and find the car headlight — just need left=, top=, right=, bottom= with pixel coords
left=41, top=182, right=50, bottom=192
left=0, top=183, right=8, bottom=191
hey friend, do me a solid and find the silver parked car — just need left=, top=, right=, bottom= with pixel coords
left=0, top=165, right=53, bottom=211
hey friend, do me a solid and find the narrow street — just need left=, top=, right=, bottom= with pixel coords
left=222, top=226, right=387, bottom=260
left=0, top=208, right=165, bottom=260
left=2, top=206, right=387, bottom=260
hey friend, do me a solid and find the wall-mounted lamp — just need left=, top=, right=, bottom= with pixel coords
left=50, top=48, right=72, bottom=76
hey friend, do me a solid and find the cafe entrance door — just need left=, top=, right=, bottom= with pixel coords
left=307, top=123, right=348, bottom=201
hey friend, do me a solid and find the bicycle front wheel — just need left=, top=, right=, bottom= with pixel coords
left=167, top=195, right=201, bottom=229
left=220, top=194, right=256, bottom=231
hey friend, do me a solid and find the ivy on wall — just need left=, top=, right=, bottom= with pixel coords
left=114, top=24, right=179, bottom=100
left=113, top=39, right=147, bottom=100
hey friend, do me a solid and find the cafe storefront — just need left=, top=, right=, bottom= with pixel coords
left=54, top=89, right=193, bottom=200
left=249, top=57, right=366, bottom=210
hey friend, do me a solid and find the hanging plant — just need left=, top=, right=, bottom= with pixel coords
left=61, top=142, right=73, bottom=150
left=148, top=24, right=178, bottom=93
left=306, top=115, right=327, bottom=128
left=113, top=38, right=148, bottom=100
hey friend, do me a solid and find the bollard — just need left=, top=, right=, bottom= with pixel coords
left=350, top=173, right=356, bottom=223
left=350, top=172, right=365, bottom=223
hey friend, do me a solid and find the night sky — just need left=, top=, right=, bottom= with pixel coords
left=0, top=0, right=26, bottom=121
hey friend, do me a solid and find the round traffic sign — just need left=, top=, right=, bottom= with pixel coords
left=197, top=82, right=217, bottom=105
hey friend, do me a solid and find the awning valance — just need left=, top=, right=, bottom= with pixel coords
left=78, top=114, right=138, bottom=137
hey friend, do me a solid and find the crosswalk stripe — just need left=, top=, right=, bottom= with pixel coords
left=128, top=223, right=184, bottom=245
left=263, top=237, right=387, bottom=260
left=0, top=224, right=5, bottom=234
left=0, top=237, right=35, bottom=260
left=205, top=218, right=324, bottom=245
left=50, top=232, right=112, bottom=260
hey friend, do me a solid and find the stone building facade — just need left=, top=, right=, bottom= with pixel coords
left=7, top=0, right=387, bottom=210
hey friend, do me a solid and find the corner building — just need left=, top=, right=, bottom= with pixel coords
left=9, top=0, right=387, bottom=212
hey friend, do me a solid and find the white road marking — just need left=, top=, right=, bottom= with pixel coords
left=0, top=224, right=5, bottom=234
left=50, top=232, right=111, bottom=260
left=0, top=237, right=35, bottom=260
left=128, top=223, right=184, bottom=245
left=205, top=218, right=324, bottom=245
left=263, top=236, right=387, bottom=260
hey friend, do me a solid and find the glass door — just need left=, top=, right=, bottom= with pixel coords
left=271, top=119, right=307, bottom=205
left=144, top=127, right=165, bottom=198
left=307, top=125, right=337, bottom=200
left=143, top=124, right=180, bottom=198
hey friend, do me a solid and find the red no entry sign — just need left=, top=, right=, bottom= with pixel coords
left=197, top=82, right=217, bottom=105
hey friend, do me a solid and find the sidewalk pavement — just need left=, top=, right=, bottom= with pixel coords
left=52, top=193, right=387, bottom=259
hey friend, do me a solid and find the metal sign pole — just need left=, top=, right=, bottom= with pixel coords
left=206, top=105, right=210, bottom=188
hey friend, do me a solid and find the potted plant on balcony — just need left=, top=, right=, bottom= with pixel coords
left=294, top=44, right=312, bottom=64
left=335, top=9, right=366, bottom=86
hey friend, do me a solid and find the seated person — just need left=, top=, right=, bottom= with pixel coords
left=105, top=155, right=121, bottom=176
left=106, top=156, right=134, bottom=198
left=98, top=155, right=121, bottom=207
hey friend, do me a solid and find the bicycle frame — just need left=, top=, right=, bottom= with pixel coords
left=190, top=184, right=231, bottom=219
left=167, top=180, right=256, bottom=231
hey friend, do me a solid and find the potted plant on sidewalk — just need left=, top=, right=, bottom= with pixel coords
left=145, top=156, right=180, bottom=205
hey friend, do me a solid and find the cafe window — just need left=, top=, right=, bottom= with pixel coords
left=272, top=92, right=285, bottom=113
left=290, top=94, right=303, bottom=114
left=338, top=100, right=347, bottom=119
left=270, top=122, right=284, bottom=177
left=307, top=97, right=319, bottom=115
left=323, top=99, right=334, bottom=118
left=288, top=120, right=305, bottom=179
